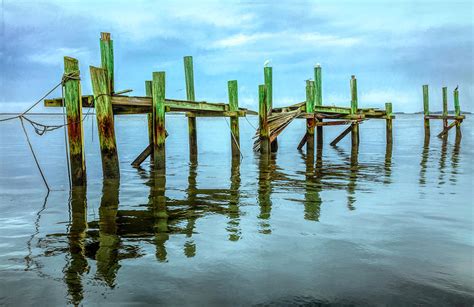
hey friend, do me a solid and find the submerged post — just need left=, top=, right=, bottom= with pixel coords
left=305, top=80, right=315, bottom=154
left=146, top=80, right=153, bottom=147
left=90, top=66, right=119, bottom=179
left=350, top=75, right=359, bottom=147
left=259, top=84, right=270, bottom=155
left=442, top=86, right=448, bottom=129
left=184, top=56, right=197, bottom=159
left=454, top=87, right=461, bottom=138
left=63, top=57, right=86, bottom=186
left=152, top=72, right=166, bottom=169
left=423, top=84, right=430, bottom=137
left=314, top=64, right=323, bottom=148
left=228, top=80, right=240, bottom=159
left=264, top=66, right=277, bottom=152
left=385, top=102, right=393, bottom=144
left=100, top=32, right=114, bottom=93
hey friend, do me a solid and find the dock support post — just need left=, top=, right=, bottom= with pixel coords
left=423, top=85, right=430, bottom=137
left=63, top=57, right=86, bottom=186
left=259, top=84, right=270, bottom=155
left=454, top=87, right=461, bottom=138
left=152, top=72, right=166, bottom=170
left=228, top=80, right=240, bottom=159
left=264, top=66, right=277, bottom=152
left=90, top=66, right=119, bottom=179
left=350, top=75, right=359, bottom=147
left=442, top=87, right=448, bottom=132
left=314, top=64, right=323, bottom=149
left=146, top=80, right=153, bottom=148
left=184, top=56, right=197, bottom=160
left=305, top=80, right=315, bottom=155
left=385, top=102, right=393, bottom=145
left=100, top=32, right=114, bottom=93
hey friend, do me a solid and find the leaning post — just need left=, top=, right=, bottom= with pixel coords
left=90, top=66, right=119, bottom=179
left=314, top=64, right=323, bottom=148
left=63, top=57, right=86, bottom=186
left=423, top=84, right=430, bottom=137
left=259, top=84, right=270, bottom=155
left=442, top=86, right=448, bottom=130
left=350, top=75, right=359, bottom=147
left=385, top=102, right=393, bottom=145
left=264, top=66, right=277, bottom=152
left=228, top=80, right=240, bottom=159
left=100, top=32, right=114, bottom=93
left=305, top=80, right=315, bottom=155
left=152, top=72, right=166, bottom=170
left=184, top=56, right=197, bottom=159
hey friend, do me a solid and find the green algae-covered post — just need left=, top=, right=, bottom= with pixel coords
left=152, top=72, right=166, bottom=169
left=184, top=56, right=197, bottom=159
left=350, top=75, right=359, bottom=147
left=314, top=64, right=323, bottom=148
left=63, top=56, right=86, bottom=186
left=100, top=32, right=114, bottom=93
left=259, top=84, right=270, bottom=155
left=305, top=80, right=315, bottom=154
left=454, top=87, right=461, bottom=138
left=90, top=66, right=119, bottom=179
left=385, top=102, right=393, bottom=144
left=264, top=66, right=277, bottom=152
left=145, top=80, right=153, bottom=147
left=423, top=84, right=430, bottom=136
left=228, top=80, right=240, bottom=159
left=442, top=86, right=448, bottom=129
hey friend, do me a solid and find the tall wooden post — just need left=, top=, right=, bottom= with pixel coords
left=454, top=87, right=461, bottom=138
left=350, top=75, right=359, bottom=147
left=184, top=56, right=197, bottom=160
left=423, top=84, right=430, bottom=137
left=63, top=57, right=86, bottom=186
left=228, top=80, right=240, bottom=159
left=259, top=84, right=270, bottom=155
left=264, top=66, right=277, bottom=152
left=145, top=80, right=153, bottom=147
left=152, top=72, right=166, bottom=169
left=90, top=66, right=119, bottom=179
left=314, top=64, right=323, bottom=149
left=305, top=80, right=315, bottom=155
left=100, top=32, right=114, bottom=93
left=385, top=102, right=393, bottom=145
left=442, top=86, right=448, bottom=130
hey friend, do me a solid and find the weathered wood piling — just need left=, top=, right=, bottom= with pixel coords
left=350, top=75, right=359, bottom=148
left=152, top=72, right=166, bottom=169
left=314, top=64, right=323, bottom=149
left=228, top=80, right=240, bottom=159
left=305, top=80, right=315, bottom=154
left=259, top=84, right=270, bottom=155
left=184, top=56, right=198, bottom=160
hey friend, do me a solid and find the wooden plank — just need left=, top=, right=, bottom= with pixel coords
left=184, top=56, right=198, bottom=159
left=131, top=144, right=152, bottom=168
left=90, top=66, right=120, bottom=179
left=63, top=57, right=86, bottom=186
left=100, top=32, right=114, bottom=93
left=424, top=114, right=465, bottom=120
left=437, top=120, right=457, bottom=138
left=330, top=125, right=352, bottom=146
left=305, top=80, right=315, bottom=153
left=259, top=84, right=270, bottom=154
left=185, top=110, right=246, bottom=117
left=153, top=72, right=166, bottom=169
left=297, top=133, right=308, bottom=150
left=228, top=80, right=240, bottom=159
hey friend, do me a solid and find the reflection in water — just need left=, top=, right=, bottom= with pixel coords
left=438, top=137, right=448, bottom=187
left=300, top=149, right=322, bottom=221
left=419, top=136, right=430, bottom=187
left=384, top=143, right=393, bottom=184
left=450, top=135, right=461, bottom=184
left=227, top=159, right=241, bottom=241
left=149, top=168, right=168, bottom=262
left=184, top=161, right=196, bottom=257
left=258, top=154, right=273, bottom=234
left=347, top=145, right=359, bottom=210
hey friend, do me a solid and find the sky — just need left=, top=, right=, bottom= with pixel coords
left=1, top=0, right=473, bottom=113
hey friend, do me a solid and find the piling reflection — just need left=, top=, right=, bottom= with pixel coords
left=227, top=159, right=241, bottom=241
left=347, top=145, right=359, bottom=210
left=384, top=142, right=393, bottom=184
left=184, top=161, right=196, bottom=257
left=419, top=136, right=430, bottom=187
left=450, top=134, right=461, bottom=184
left=258, top=154, right=273, bottom=234
left=438, top=136, right=448, bottom=186
left=300, top=149, right=322, bottom=221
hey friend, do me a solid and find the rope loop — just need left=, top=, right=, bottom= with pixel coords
left=61, top=70, right=81, bottom=85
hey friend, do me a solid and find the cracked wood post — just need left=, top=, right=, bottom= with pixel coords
left=442, top=86, right=448, bottom=132
left=153, top=72, right=166, bottom=170
left=63, top=57, right=86, bottom=186
left=423, top=84, right=430, bottom=137
left=314, top=64, right=323, bottom=149
left=454, top=87, right=461, bottom=138
left=146, top=80, right=153, bottom=149
left=306, top=80, right=315, bottom=155
left=184, top=56, right=197, bottom=160
left=259, top=84, right=270, bottom=155
left=350, top=75, right=359, bottom=147
left=264, top=66, right=277, bottom=152
left=100, top=32, right=114, bottom=93
left=228, top=80, right=240, bottom=159
left=385, top=102, right=393, bottom=145
left=90, top=66, right=119, bottom=179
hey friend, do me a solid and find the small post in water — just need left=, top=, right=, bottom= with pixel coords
left=184, top=56, right=197, bottom=160
left=100, top=32, right=114, bottom=93
left=385, top=102, right=393, bottom=145
left=314, top=64, right=323, bottom=149
left=454, top=87, right=461, bottom=138
left=63, top=56, right=86, bottom=186
left=350, top=75, right=359, bottom=147
left=264, top=65, right=277, bottom=152
left=423, top=84, right=430, bottom=137
left=305, top=80, right=315, bottom=155
left=442, top=86, right=448, bottom=130
left=152, top=72, right=166, bottom=170
left=259, top=84, right=270, bottom=155
left=228, top=80, right=240, bottom=160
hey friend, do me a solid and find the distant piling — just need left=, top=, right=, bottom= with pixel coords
left=350, top=75, right=359, bottom=147
left=423, top=84, right=430, bottom=137
left=385, top=102, right=393, bottom=145
left=305, top=80, right=315, bottom=155
left=314, top=64, right=323, bottom=149
left=228, top=80, right=240, bottom=159
left=442, top=87, right=448, bottom=130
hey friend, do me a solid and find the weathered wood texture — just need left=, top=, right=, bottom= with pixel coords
left=305, top=80, right=315, bottom=153
left=259, top=84, right=270, bottom=154
left=423, top=84, right=430, bottom=136
left=63, top=57, right=86, bottom=186
left=385, top=102, right=393, bottom=144
left=131, top=144, right=152, bottom=168
left=350, top=75, right=359, bottom=147
left=454, top=88, right=462, bottom=137
left=314, top=65, right=323, bottom=148
left=152, top=72, right=166, bottom=169
left=264, top=66, right=278, bottom=152
left=228, top=80, right=240, bottom=159
left=100, top=32, right=114, bottom=93
left=184, top=56, right=197, bottom=158
left=90, top=66, right=119, bottom=179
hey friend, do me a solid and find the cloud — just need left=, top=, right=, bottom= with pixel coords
left=27, top=47, right=91, bottom=66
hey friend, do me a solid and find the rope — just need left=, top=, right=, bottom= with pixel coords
left=244, top=116, right=257, bottom=131
left=224, top=117, right=244, bottom=160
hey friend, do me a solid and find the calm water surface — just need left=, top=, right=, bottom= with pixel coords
left=0, top=114, right=473, bottom=306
